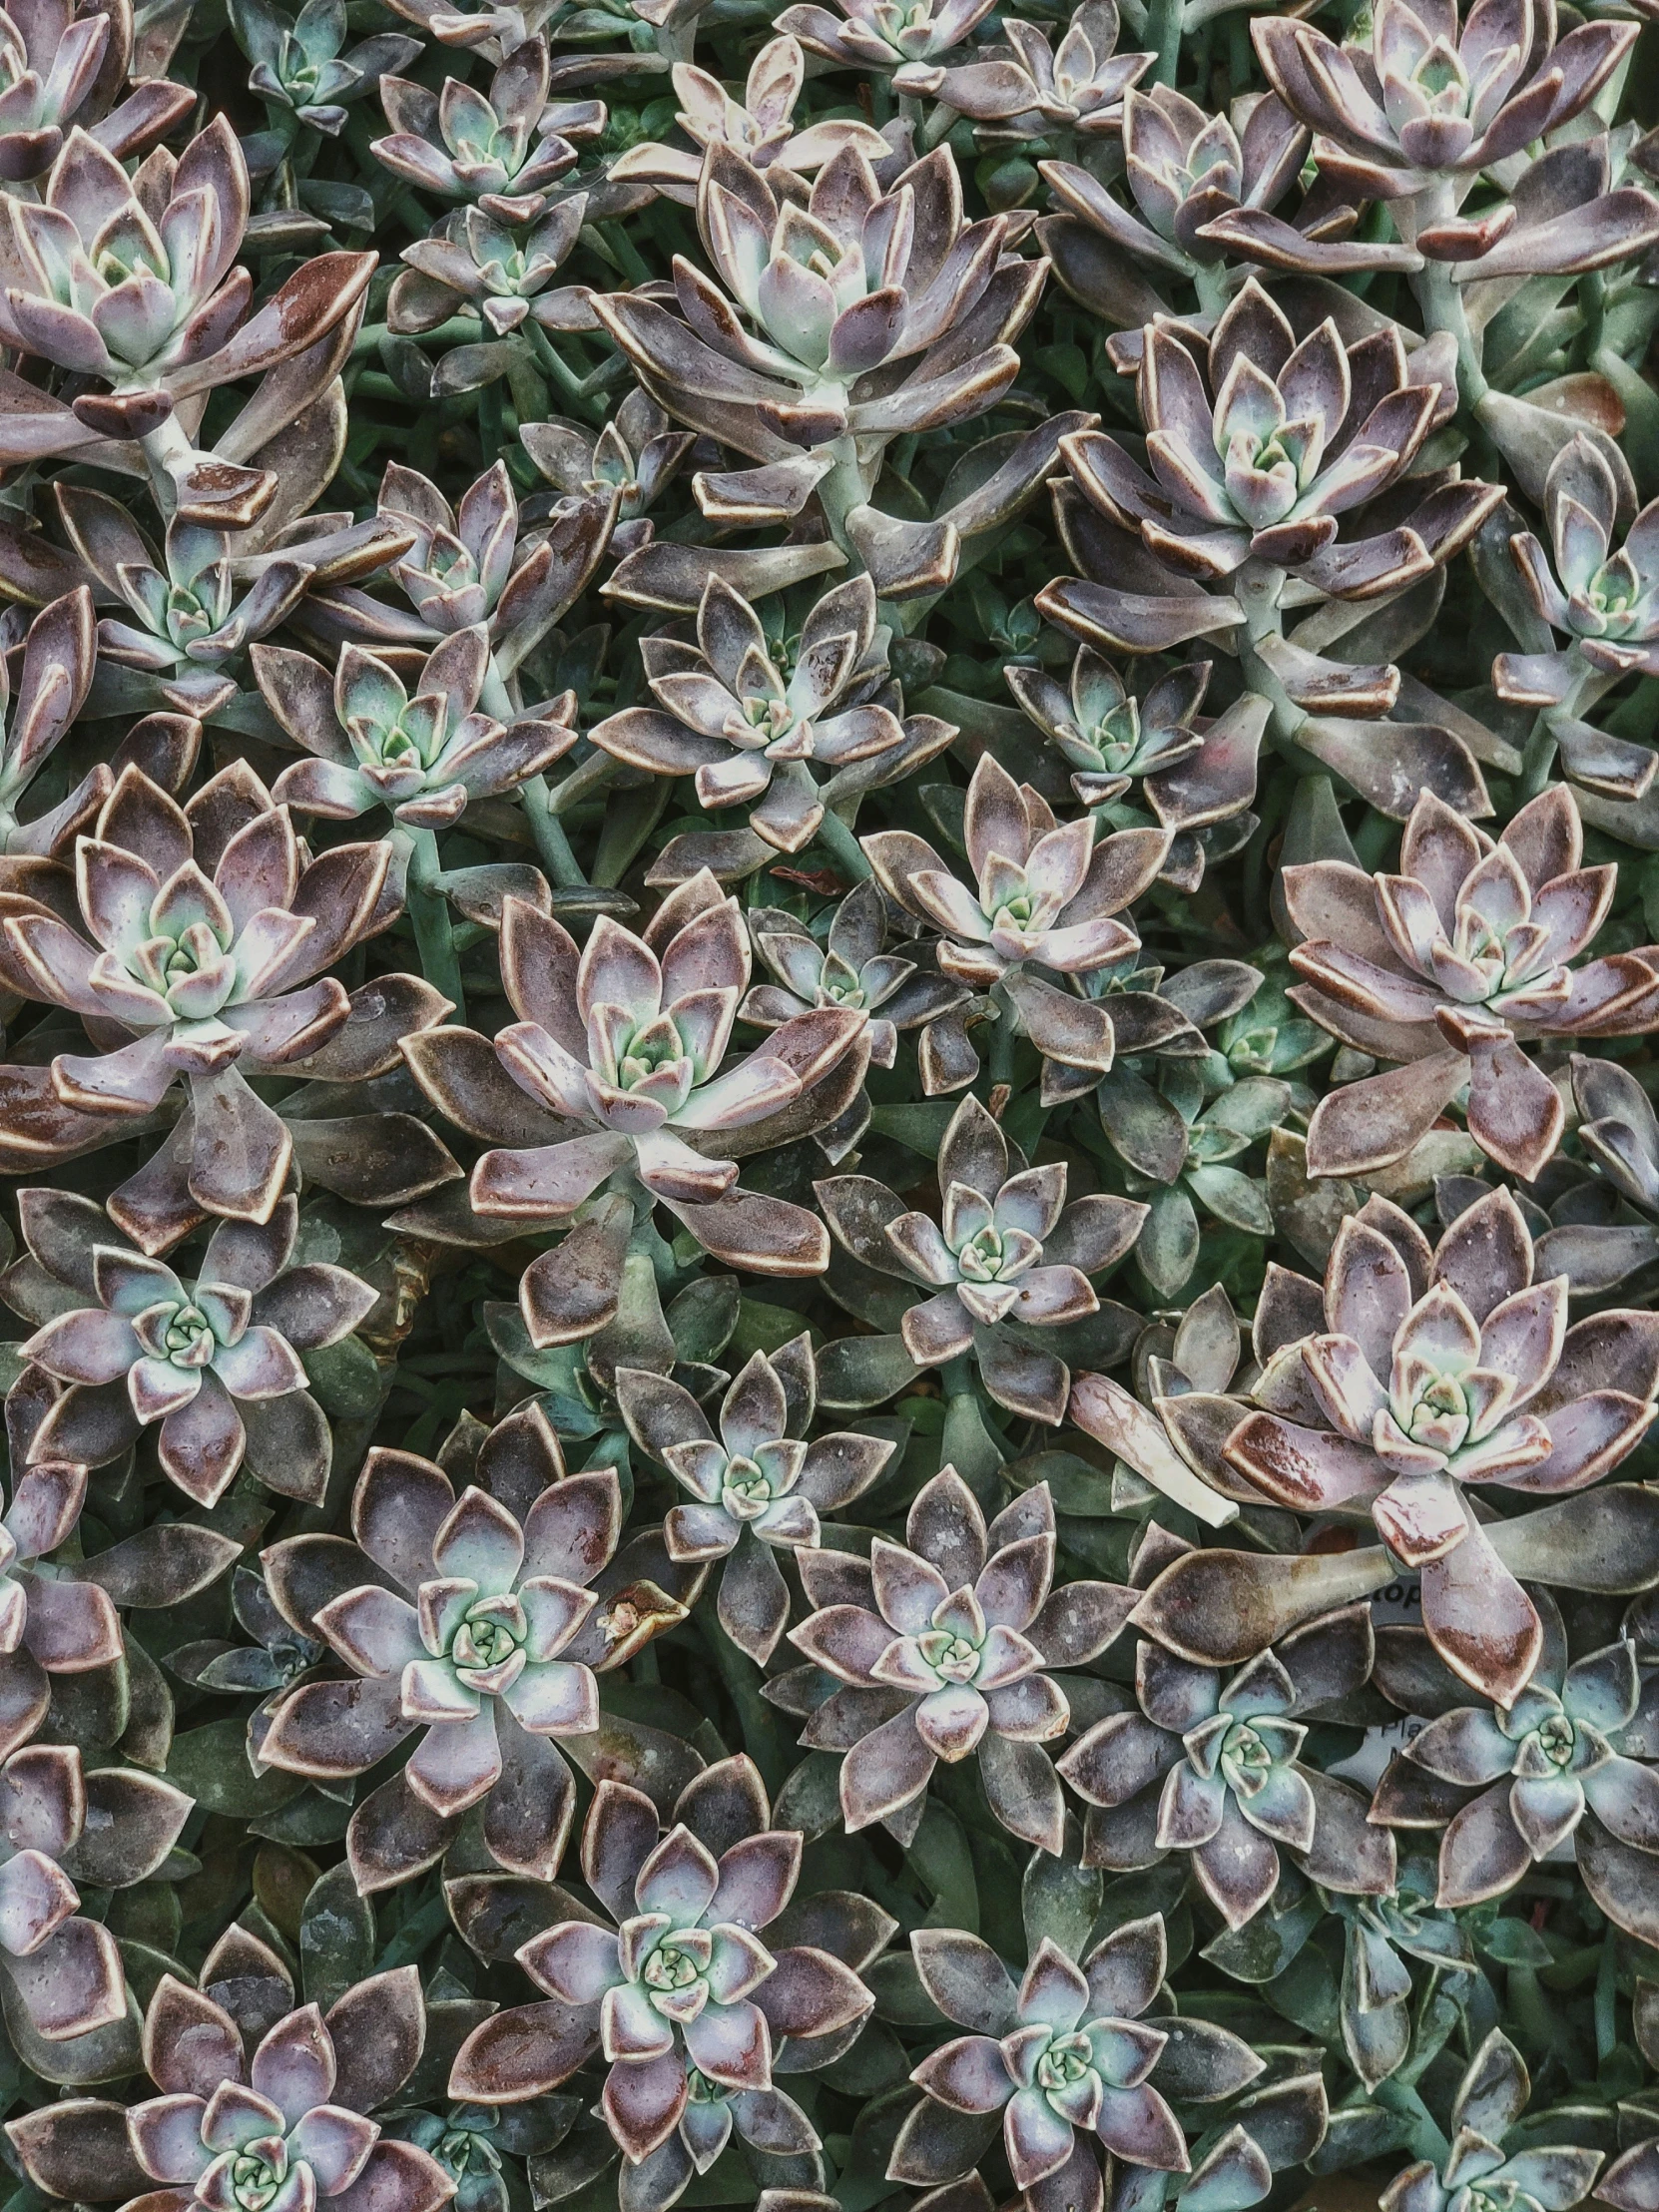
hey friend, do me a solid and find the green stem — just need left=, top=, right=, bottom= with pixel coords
left=521, top=775, right=588, bottom=887
left=1234, top=560, right=1303, bottom=747
left=1192, top=261, right=1233, bottom=318
left=1375, top=2081, right=1450, bottom=2166
left=601, top=220, right=651, bottom=286
left=1148, top=0, right=1183, bottom=85
left=816, top=433, right=871, bottom=570
left=549, top=749, right=623, bottom=816
left=1505, top=1963, right=1553, bottom=2049
left=402, top=828, right=466, bottom=1020
left=815, top=804, right=871, bottom=882
left=1519, top=710, right=1559, bottom=800
left=478, top=378, right=503, bottom=464
left=524, top=321, right=607, bottom=422
left=988, top=978, right=1015, bottom=1089
left=1409, top=185, right=1488, bottom=406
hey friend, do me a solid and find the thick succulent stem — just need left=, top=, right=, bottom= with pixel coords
left=520, top=776, right=589, bottom=886
left=1149, top=0, right=1183, bottom=83
left=815, top=803, right=873, bottom=882
left=1408, top=183, right=1488, bottom=407
left=1518, top=712, right=1558, bottom=799
left=400, top=826, right=466, bottom=1021
left=816, top=434, right=874, bottom=572
left=1234, top=560, right=1301, bottom=746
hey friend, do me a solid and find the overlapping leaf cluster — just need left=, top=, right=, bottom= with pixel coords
left=3, top=0, right=1659, bottom=2205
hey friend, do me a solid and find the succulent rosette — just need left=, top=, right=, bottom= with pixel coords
left=404, top=873, right=866, bottom=1281
left=1378, top=2032, right=1601, bottom=2212
left=8, top=1968, right=455, bottom=2212
left=781, top=1468, right=1136, bottom=1849
left=0, top=0, right=192, bottom=182
left=0, top=117, right=375, bottom=517
left=295, top=461, right=615, bottom=679
left=1058, top=1580, right=1393, bottom=1927
left=608, top=34, right=890, bottom=204
left=45, top=483, right=411, bottom=723
left=444, top=1758, right=878, bottom=2168
left=777, top=0, right=996, bottom=74
left=1492, top=435, right=1659, bottom=807
left=231, top=0, right=421, bottom=134
left=1049, top=280, right=1484, bottom=602
left=260, top=628, right=577, bottom=830
left=894, top=0, right=1152, bottom=136
left=259, top=1406, right=673, bottom=1888
left=616, top=1337, right=894, bottom=1662
left=817, top=1091, right=1146, bottom=1421
left=1176, top=1189, right=1659, bottom=1704
left=1284, top=785, right=1659, bottom=1181
left=1252, top=0, right=1632, bottom=190
left=861, top=751, right=1170, bottom=1089
left=1005, top=648, right=1264, bottom=858
left=591, top=575, right=906, bottom=853
left=1371, top=1590, right=1659, bottom=1929
left=2, top=1189, right=374, bottom=1504
left=891, top=1917, right=1245, bottom=2196
left=520, top=391, right=693, bottom=557
left=741, top=879, right=969, bottom=1085
left=372, top=39, right=601, bottom=216
left=590, top=141, right=1040, bottom=467
left=1040, top=85, right=1309, bottom=337
left=0, top=761, right=434, bottom=1233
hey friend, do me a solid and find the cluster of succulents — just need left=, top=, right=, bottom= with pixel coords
left=0, top=0, right=1658, bottom=2206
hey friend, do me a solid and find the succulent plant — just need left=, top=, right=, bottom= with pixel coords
left=817, top=1091, right=1146, bottom=1420
left=1378, top=2032, right=1601, bottom=2212
left=616, top=1337, right=894, bottom=1662
left=0, top=0, right=1655, bottom=2193
left=1285, top=787, right=1659, bottom=1182
left=1041, top=84, right=1308, bottom=324
left=10, top=1969, right=456, bottom=2210
left=262, top=629, right=577, bottom=830
left=896, top=0, right=1152, bottom=139
left=2, top=1189, right=374, bottom=1503
left=1060, top=1588, right=1393, bottom=1926
left=372, top=40, right=601, bottom=216
left=1493, top=435, right=1659, bottom=804
left=520, top=390, right=693, bottom=556
left=608, top=34, right=890, bottom=203
left=1372, top=1591, right=1659, bottom=1931
left=591, top=142, right=1042, bottom=476
left=0, top=0, right=192, bottom=181
left=232, top=0, right=421, bottom=135
left=778, top=0, right=997, bottom=74
left=444, top=1758, right=877, bottom=2168
left=260, top=1406, right=669, bottom=1887
left=783, top=1467, right=1136, bottom=1849
left=49, top=483, right=410, bottom=719
left=0, top=761, right=436, bottom=1234
left=891, top=1915, right=1257, bottom=2195
left=1172, top=1188, right=1659, bottom=1704
left=591, top=576, right=912, bottom=854
left=741, top=879, right=969, bottom=1087
left=0, top=118, right=375, bottom=519
left=406, top=875, right=866, bottom=1280
left=861, top=751, right=1170, bottom=1089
